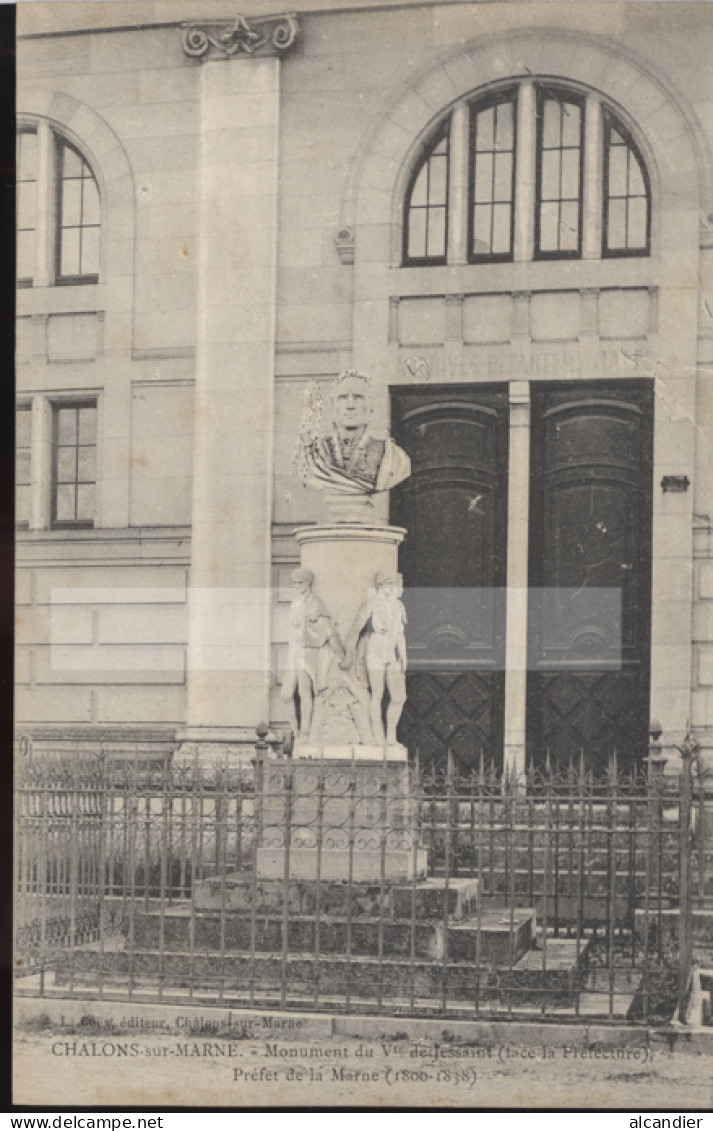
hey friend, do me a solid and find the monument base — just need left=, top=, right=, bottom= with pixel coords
left=255, top=847, right=428, bottom=882
left=255, top=754, right=425, bottom=883
left=291, top=741, right=408, bottom=762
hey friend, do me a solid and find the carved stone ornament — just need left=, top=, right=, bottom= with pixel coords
left=334, top=227, right=355, bottom=265
left=181, top=13, right=300, bottom=59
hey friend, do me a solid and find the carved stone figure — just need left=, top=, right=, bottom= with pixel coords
left=346, top=572, right=408, bottom=746
left=280, top=569, right=346, bottom=738
left=281, top=568, right=373, bottom=745
left=301, top=370, right=410, bottom=520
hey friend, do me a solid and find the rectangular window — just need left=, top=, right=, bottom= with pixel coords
left=535, top=89, right=584, bottom=258
left=56, top=140, right=100, bottom=283
left=17, top=129, right=38, bottom=286
left=51, top=401, right=97, bottom=528
left=16, top=406, right=32, bottom=527
left=469, top=90, right=517, bottom=261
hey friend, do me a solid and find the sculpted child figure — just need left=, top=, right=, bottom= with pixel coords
left=280, top=568, right=346, bottom=738
left=345, top=571, right=408, bottom=747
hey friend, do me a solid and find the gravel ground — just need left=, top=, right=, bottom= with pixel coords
left=12, top=1021, right=713, bottom=1110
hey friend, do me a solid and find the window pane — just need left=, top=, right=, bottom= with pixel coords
left=474, top=152, right=493, bottom=202
left=81, top=227, right=101, bottom=276
left=429, top=154, right=447, bottom=206
left=561, top=102, right=581, bottom=147
left=492, top=204, right=511, bottom=254
left=61, top=144, right=82, bottom=178
left=57, top=446, right=76, bottom=483
left=561, top=147, right=580, bottom=200
left=61, top=227, right=81, bottom=276
left=559, top=201, right=579, bottom=250
left=608, top=144, right=628, bottom=197
left=432, top=136, right=447, bottom=157
left=407, top=208, right=427, bottom=258
left=16, top=408, right=31, bottom=448
left=495, top=101, right=513, bottom=151
left=16, top=485, right=30, bottom=525
left=606, top=197, right=627, bottom=249
left=473, top=204, right=492, bottom=255
left=77, top=446, right=96, bottom=482
left=628, top=197, right=648, bottom=248
left=475, top=106, right=494, bottom=151
left=541, top=149, right=560, bottom=200
left=57, top=408, right=77, bottom=445
left=410, top=165, right=427, bottom=208
left=78, top=407, right=97, bottom=443
left=628, top=153, right=645, bottom=198
left=426, top=207, right=446, bottom=257
left=55, top=485, right=76, bottom=522
left=82, top=177, right=100, bottom=226
left=61, top=178, right=82, bottom=227
left=494, top=152, right=513, bottom=200
left=539, top=202, right=559, bottom=251
left=17, top=231, right=36, bottom=281
left=76, top=484, right=95, bottom=521
left=542, top=99, right=560, bottom=148
left=16, top=450, right=31, bottom=487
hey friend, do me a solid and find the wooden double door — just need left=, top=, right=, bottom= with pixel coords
left=390, top=380, right=653, bottom=772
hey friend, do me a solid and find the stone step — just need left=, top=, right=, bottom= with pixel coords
left=448, top=909, right=535, bottom=964
left=52, top=936, right=582, bottom=1008
left=193, top=874, right=479, bottom=921
left=129, top=902, right=526, bottom=963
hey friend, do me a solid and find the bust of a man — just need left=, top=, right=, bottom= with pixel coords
left=302, top=371, right=410, bottom=517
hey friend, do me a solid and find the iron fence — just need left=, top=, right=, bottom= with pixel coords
left=14, top=740, right=699, bottom=1025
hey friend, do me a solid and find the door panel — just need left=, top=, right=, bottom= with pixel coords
left=527, top=381, right=653, bottom=772
left=391, top=386, right=508, bottom=767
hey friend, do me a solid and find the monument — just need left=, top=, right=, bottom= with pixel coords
left=256, top=370, right=428, bottom=881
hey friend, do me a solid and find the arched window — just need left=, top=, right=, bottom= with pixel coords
left=602, top=112, right=650, bottom=256
left=402, top=81, right=651, bottom=266
left=402, top=125, right=450, bottom=265
left=16, top=122, right=101, bottom=287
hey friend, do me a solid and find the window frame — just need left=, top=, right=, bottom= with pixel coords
left=16, top=120, right=102, bottom=289
left=601, top=111, right=651, bottom=259
left=402, top=120, right=451, bottom=267
left=400, top=80, right=651, bottom=269
left=533, top=85, right=585, bottom=261
left=15, top=403, right=32, bottom=529
left=54, top=135, right=101, bottom=287
left=50, top=399, right=98, bottom=530
left=467, top=86, right=518, bottom=265
left=16, top=127, right=39, bottom=289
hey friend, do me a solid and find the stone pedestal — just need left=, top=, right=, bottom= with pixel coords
left=255, top=756, right=428, bottom=882
left=294, top=523, right=406, bottom=645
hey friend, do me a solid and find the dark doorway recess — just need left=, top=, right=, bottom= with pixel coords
left=527, top=379, right=653, bottom=773
left=390, top=384, right=509, bottom=768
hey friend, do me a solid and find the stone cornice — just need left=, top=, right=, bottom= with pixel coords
left=181, top=13, right=299, bottom=60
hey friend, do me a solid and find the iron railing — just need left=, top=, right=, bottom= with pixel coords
left=14, top=740, right=698, bottom=1024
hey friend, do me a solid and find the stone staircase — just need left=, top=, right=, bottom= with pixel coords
left=52, top=875, right=588, bottom=1010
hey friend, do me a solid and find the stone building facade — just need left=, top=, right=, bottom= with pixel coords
left=15, top=0, right=713, bottom=772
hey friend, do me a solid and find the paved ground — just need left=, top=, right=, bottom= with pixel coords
left=12, top=1019, right=713, bottom=1110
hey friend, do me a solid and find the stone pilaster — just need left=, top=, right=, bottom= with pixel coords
left=178, top=16, right=299, bottom=763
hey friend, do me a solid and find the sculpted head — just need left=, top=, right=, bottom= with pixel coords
left=332, top=370, right=372, bottom=434
left=374, top=571, right=403, bottom=597
left=292, top=568, right=314, bottom=594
